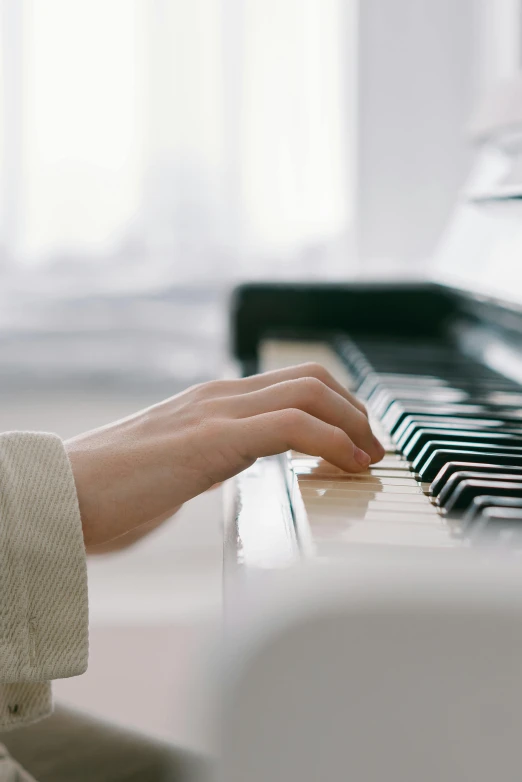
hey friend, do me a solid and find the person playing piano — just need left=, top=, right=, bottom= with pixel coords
left=0, top=363, right=384, bottom=781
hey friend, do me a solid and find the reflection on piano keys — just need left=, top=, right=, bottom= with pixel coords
left=290, top=454, right=453, bottom=553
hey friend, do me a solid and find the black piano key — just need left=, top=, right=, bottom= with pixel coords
left=402, top=429, right=522, bottom=462
left=439, top=474, right=522, bottom=510
left=390, top=409, right=522, bottom=437
left=337, top=335, right=522, bottom=537
left=395, top=420, right=482, bottom=449
left=358, top=375, right=448, bottom=400
left=430, top=462, right=522, bottom=498
left=396, top=422, right=522, bottom=452
left=470, top=507, right=522, bottom=545
left=384, top=407, right=463, bottom=434
left=480, top=507, right=522, bottom=522
left=394, top=416, right=509, bottom=443
left=384, top=403, right=516, bottom=434
left=377, top=393, right=522, bottom=421
left=462, top=497, right=522, bottom=528
left=442, top=480, right=522, bottom=515
left=371, top=385, right=468, bottom=402
left=368, top=380, right=519, bottom=405
left=372, top=389, right=470, bottom=418
left=442, top=379, right=521, bottom=392
left=487, top=391, right=522, bottom=407
left=413, top=441, right=522, bottom=477
left=356, top=353, right=477, bottom=371
left=417, top=449, right=522, bottom=482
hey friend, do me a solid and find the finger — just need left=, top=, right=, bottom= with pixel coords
left=210, top=363, right=368, bottom=417
left=219, top=377, right=384, bottom=463
left=235, top=409, right=372, bottom=473
left=242, top=363, right=368, bottom=417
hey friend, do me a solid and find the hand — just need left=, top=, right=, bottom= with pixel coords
left=65, top=363, right=385, bottom=548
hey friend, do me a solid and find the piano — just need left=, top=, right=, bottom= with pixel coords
left=216, top=80, right=522, bottom=782
left=225, top=79, right=522, bottom=577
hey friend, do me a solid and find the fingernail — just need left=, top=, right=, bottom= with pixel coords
left=354, top=446, right=371, bottom=466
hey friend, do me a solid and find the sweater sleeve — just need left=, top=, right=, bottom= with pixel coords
left=0, top=432, right=88, bottom=729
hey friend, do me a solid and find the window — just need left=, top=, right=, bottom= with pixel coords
left=0, top=0, right=352, bottom=282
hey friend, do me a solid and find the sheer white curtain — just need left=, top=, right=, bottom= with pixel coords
left=0, top=0, right=351, bottom=285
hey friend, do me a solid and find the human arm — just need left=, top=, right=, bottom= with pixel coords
left=66, top=363, right=384, bottom=549
left=0, top=363, right=381, bottom=728
left=85, top=508, right=180, bottom=554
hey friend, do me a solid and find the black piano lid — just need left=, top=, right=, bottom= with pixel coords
left=231, top=281, right=457, bottom=371
left=230, top=279, right=522, bottom=376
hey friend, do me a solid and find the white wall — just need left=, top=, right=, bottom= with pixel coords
left=353, top=0, right=522, bottom=271
left=476, top=0, right=521, bottom=90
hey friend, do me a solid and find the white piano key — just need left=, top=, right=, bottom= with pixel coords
left=303, top=498, right=430, bottom=513
left=368, top=468, right=416, bottom=479
left=297, top=475, right=421, bottom=487
left=299, top=481, right=425, bottom=496
left=294, top=469, right=419, bottom=484
left=290, top=457, right=411, bottom=476
left=372, top=455, right=411, bottom=469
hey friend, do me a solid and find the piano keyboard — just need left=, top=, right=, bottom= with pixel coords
left=259, top=337, right=522, bottom=557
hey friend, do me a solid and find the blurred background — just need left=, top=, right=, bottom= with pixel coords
left=0, top=0, right=521, bottom=752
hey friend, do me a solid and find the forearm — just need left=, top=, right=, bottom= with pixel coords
left=86, top=507, right=182, bottom=555
left=66, top=363, right=383, bottom=550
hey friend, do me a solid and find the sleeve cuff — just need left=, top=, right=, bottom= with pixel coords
left=0, top=682, right=51, bottom=730
left=0, top=432, right=89, bottom=683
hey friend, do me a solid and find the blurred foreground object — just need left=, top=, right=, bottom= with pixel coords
left=217, top=550, right=522, bottom=781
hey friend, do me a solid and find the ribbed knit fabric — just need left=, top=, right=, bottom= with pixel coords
left=0, top=433, right=88, bottom=730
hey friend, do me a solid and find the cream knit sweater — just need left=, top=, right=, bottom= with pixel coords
left=0, top=432, right=88, bottom=730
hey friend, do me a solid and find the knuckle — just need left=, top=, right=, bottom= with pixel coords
left=196, top=414, right=228, bottom=445
left=208, top=416, right=228, bottom=437
left=194, top=379, right=227, bottom=398
left=190, top=382, right=212, bottom=400
left=281, top=407, right=306, bottom=432
left=194, top=397, right=217, bottom=420
left=302, top=362, right=329, bottom=382
left=297, top=375, right=326, bottom=401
